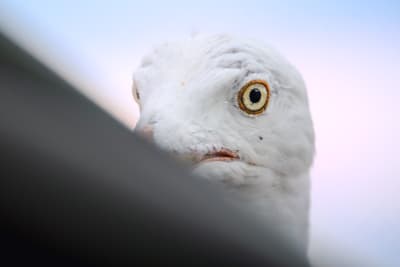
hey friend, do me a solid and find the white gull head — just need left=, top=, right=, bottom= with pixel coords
left=133, top=34, right=315, bottom=253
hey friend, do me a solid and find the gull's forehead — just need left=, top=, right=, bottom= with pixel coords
left=137, top=36, right=266, bottom=92
left=141, top=36, right=261, bottom=74
left=135, top=34, right=307, bottom=108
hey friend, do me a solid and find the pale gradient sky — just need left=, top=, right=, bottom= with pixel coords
left=1, top=1, right=399, bottom=266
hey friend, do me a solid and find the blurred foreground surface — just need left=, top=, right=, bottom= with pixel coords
left=0, top=32, right=313, bottom=266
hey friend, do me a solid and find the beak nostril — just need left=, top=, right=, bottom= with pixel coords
left=138, top=125, right=154, bottom=142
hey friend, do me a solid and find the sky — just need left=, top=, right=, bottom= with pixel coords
left=1, top=1, right=399, bottom=266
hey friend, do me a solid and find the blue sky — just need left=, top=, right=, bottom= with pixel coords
left=1, top=1, right=399, bottom=266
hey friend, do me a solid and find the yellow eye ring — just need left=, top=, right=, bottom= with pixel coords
left=237, top=80, right=270, bottom=115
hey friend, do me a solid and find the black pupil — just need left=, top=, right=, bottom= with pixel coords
left=249, top=88, right=261, bottom=103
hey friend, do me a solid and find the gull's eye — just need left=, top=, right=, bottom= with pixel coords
left=132, top=80, right=141, bottom=108
left=237, top=80, right=270, bottom=115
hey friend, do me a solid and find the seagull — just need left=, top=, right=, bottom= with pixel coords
left=132, top=34, right=315, bottom=253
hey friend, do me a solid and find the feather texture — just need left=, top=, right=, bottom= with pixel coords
left=134, top=34, right=315, bottom=253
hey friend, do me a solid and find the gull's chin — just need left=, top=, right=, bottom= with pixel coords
left=191, top=160, right=253, bottom=186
